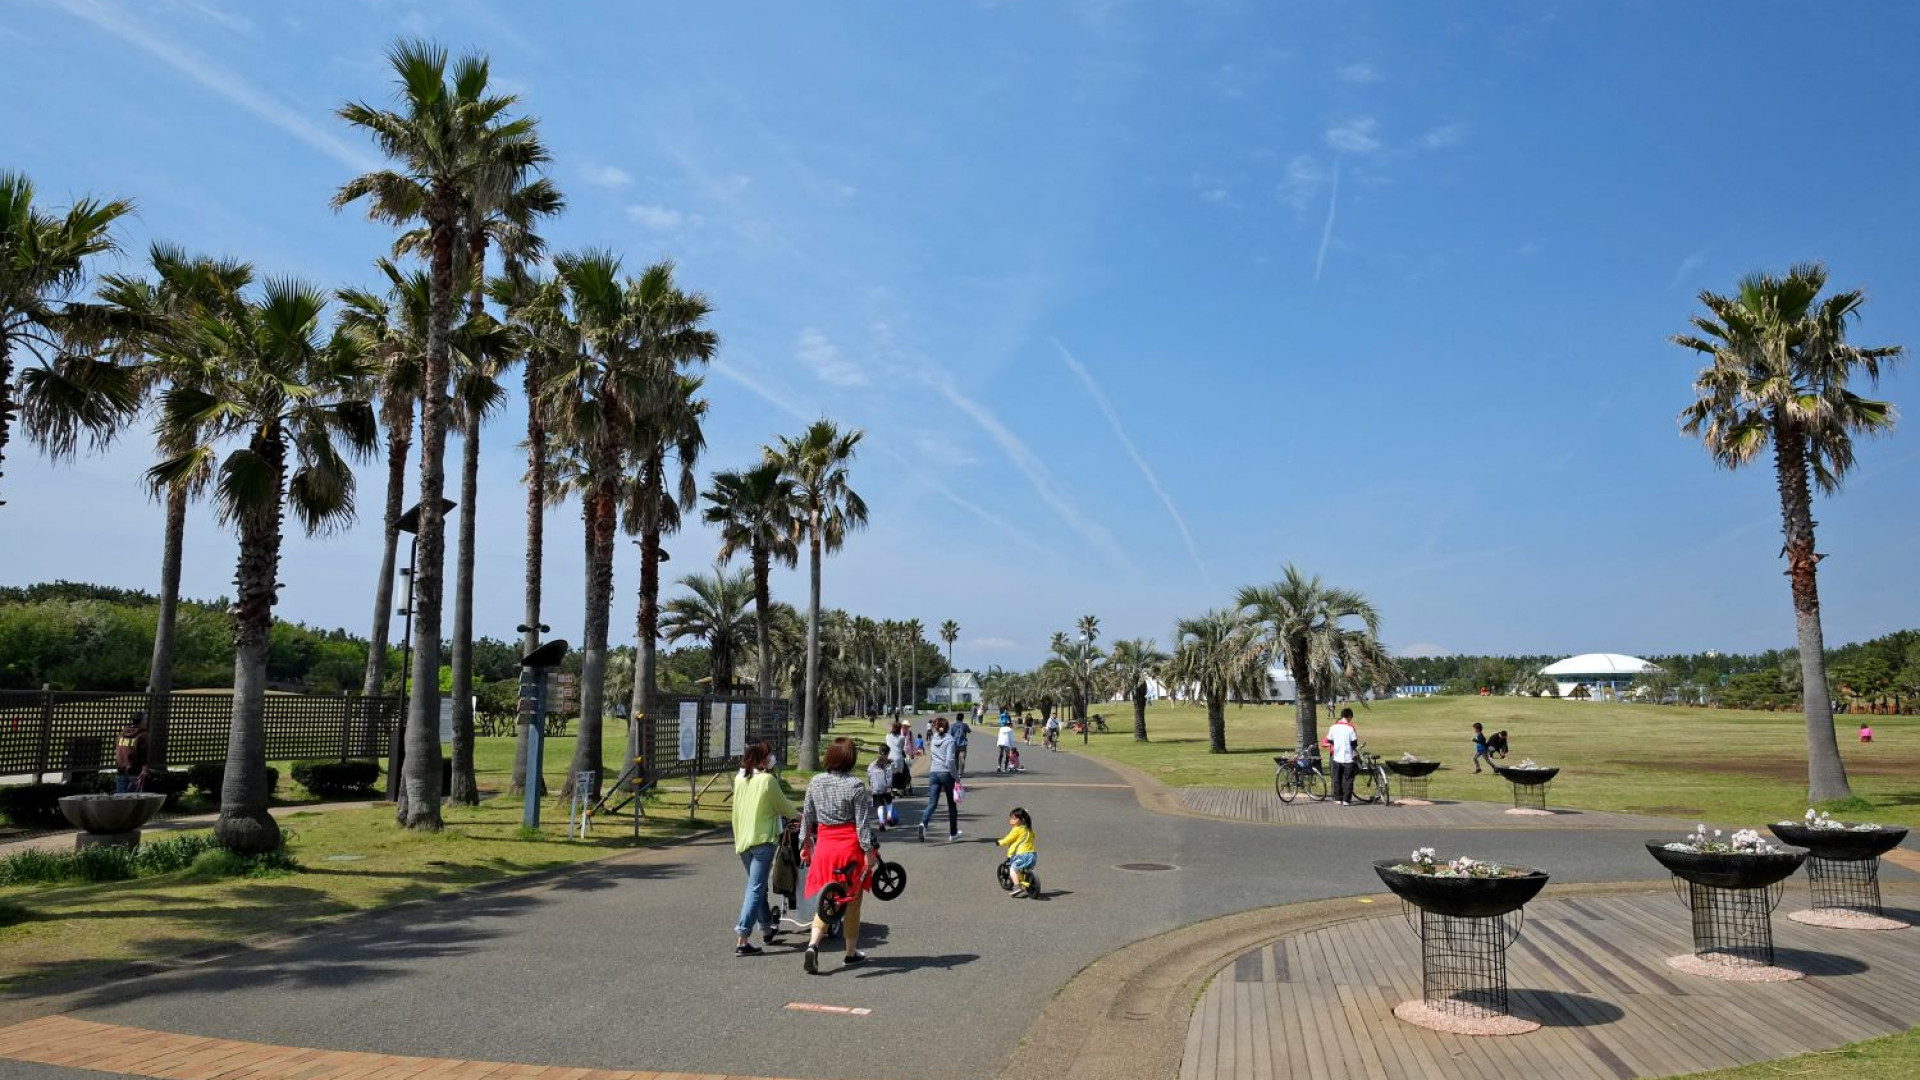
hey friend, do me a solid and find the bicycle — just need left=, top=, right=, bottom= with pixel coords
left=1351, top=746, right=1393, bottom=806
left=1274, top=751, right=1328, bottom=803
left=996, top=856, right=1041, bottom=898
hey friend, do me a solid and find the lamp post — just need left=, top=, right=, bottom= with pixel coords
left=388, top=497, right=456, bottom=801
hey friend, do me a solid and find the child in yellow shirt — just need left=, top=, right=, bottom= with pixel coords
left=998, top=807, right=1038, bottom=898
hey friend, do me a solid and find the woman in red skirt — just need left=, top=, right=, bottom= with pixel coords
left=800, top=737, right=881, bottom=974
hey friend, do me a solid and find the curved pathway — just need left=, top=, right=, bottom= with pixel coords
left=0, top=745, right=1901, bottom=1080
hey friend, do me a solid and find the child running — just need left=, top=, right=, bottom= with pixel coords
left=998, top=806, right=1039, bottom=898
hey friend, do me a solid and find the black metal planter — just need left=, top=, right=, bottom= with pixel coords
left=1492, top=766, right=1558, bottom=811
left=1375, top=861, right=1549, bottom=1019
left=1646, top=843, right=1807, bottom=967
left=1768, top=823, right=1909, bottom=919
left=1385, top=760, right=1441, bottom=800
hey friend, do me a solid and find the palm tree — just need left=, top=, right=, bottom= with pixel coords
left=940, top=619, right=960, bottom=670
left=1, top=171, right=136, bottom=508
left=337, top=261, right=425, bottom=700
left=627, top=369, right=710, bottom=771
left=87, top=247, right=253, bottom=767
left=661, top=566, right=755, bottom=693
left=1108, top=638, right=1169, bottom=741
left=151, top=279, right=375, bottom=851
left=1168, top=609, right=1263, bottom=754
left=768, top=420, right=867, bottom=770
left=905, top=618, right=925, bottom=709
left=1237, top=566, right=1392, bottom=755
left=1675, top=264, right=1904, bottom=802
left=704, top=461, right=801, bottom=701
left=336, top=38, right=546, bottom=828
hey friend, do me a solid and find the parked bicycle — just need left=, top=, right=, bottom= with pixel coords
left=1351, top=745, right=1393, bottom=806
left=1274, top=750, right=1328, bottom=803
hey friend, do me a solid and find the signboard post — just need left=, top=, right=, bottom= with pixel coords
left=518, top=640, right=568, bottom=830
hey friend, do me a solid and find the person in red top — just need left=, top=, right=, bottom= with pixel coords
left=1323, top=708, right=1360, bottom=806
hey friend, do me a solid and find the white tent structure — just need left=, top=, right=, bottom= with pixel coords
left=1540, top=653, right=1662, bottom=700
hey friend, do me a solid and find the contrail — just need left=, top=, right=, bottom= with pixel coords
left=1055, top=341, right=1212, bottom=587
left=1313, top=162, right=1340, bottom=285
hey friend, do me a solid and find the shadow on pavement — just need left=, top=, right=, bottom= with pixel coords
left=1511, top=989, right=1628, bottom=1027
left=850, top=951, right=980, bottom=977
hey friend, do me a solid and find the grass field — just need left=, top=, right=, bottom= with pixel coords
left=0, top=734, right=796, bottom=991
left=1071, top=696, right=1918, bottom=826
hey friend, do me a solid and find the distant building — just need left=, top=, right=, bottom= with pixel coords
left=928, top=670, right=982, bottom=705
left=1395, top=684, right=1443, bottom=697
left=1539, top=653, right=1662, bottom=700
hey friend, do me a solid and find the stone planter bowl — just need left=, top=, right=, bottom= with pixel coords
left=1766, top=823, right=1908, bottom=862
left=1644, top=842, right=1806, bottom=889
left=1384, top=760, right=1441, bottom=779
left=1493, top=766, right=1559, bottom=785
left=58, top=793, right=167, bottom=834
left=1374, top=859, right=1550, bottom=919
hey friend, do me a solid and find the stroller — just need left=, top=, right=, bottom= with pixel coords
left=1006, top=745, right=1025, bottom=773
left=1487, top=730, right=1510, bottom=759
left=771, top=819, right=908, bottom=943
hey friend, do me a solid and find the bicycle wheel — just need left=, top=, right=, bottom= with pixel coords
left=1306, top=769, right=1329, bottom=802
left=1276, top=769, right=1297, bottom=803
left=997, top=860, right=1015, bottom=892
left=1353, top=769, right=1380, bottom=805
left=1374, top=768, right=1392, bottom=806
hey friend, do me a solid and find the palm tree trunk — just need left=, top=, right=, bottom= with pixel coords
left=145, top=482, right=189, bottom=768
left=1133, top=683, right=1148, bottom=742
left=0, top=335, right=15, bottom=509
left=754, top=545, right=773, bottom=701
left=800, top=514, right=823, bottom=771
left=513, top=355, right=545, bottom=796
left=216, top=430, right=284, bottom=854
left=447, top=407, right=480, bottom=805
left=631, top=450, right=664, bottom=779
left=567, top=480, right=617, bottom=800
left=1289, top=644, right=1317, bottom=753
left=1207, top=692, right=1226, bottom=754
left=363, top=412, right=411, bottom=698
left=399, top=199, right=456, bottom=830
left=1775, top=426, right=1852, bottom=802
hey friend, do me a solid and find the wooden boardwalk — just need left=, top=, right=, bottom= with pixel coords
left=1174, top=787, right=1689, bottom=830
left=1183, top=887, right=1920, bottom=1080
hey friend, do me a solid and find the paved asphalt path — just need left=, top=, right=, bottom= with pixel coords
left=40, top=747, right=1708, bottom=1080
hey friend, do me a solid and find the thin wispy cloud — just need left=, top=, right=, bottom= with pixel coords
left=919, top=366, right=1133, bottom=574
left=795, top=327, right=867, bottom=387
left=1279, top=154, right=1326, bottom=212
left=1324, top=116, right=1382, bottom=155
left=1313, top=161, right=1341, bottom=284
left=1670, top=249, right=1709, bottom=291
left=582, top=163, right=632, bottom=187
left=1418, top=123, right=1466, bottom=149
left=626, top=203, right=701, bottom=230
left=913, top=434, right=977, bottom=467
left=1055, top=341, right=1210, bottom=585
left=1336, top=62, right=1380, bottom=84
left=53, top=0, right=378, bottom=172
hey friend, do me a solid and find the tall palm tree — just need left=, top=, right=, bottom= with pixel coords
left=1237, top=565, right=1392, bottom=754
left=661, top=566, right=755, bottom=693
left=940, top=620, right=960, bottom=669
left=336, top=38, right=546, bottom=828
left=1108, top=638, right=1169, bottom=741
left=337, top=261, right=425, bottom=700
left=1168, top=609, right=1263, bottom=754
left=88, top=246, right=253, bottom=767
left=768, top=421, right=867, bottom=770
left=1675, top=264, right=1904, bottom=802
left=704, top=461, right=801, bottom=701
left=904, top=618, right=925, bottom=709
left=1, top=171, right=136, bottom=508
left=150, top=279, right=375, bottom=851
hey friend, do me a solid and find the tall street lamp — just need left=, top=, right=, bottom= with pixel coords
left=388, top=497, right=456, bottom=801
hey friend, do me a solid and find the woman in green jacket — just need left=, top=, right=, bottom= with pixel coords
left=732, top=741, right=796, bottom=955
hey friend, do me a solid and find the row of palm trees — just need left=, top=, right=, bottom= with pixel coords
left=982, top=566, right=1397, bottom=755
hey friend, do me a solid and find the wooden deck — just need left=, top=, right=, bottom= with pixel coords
left=1174, top=788, right=1690, bottom=830
left=1183, top=886, right=1920, bottom=1080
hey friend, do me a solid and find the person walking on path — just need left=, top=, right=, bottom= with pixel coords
left=731, top=741, right=797, bottom=956
left=996, top=720, right=1017, bottom=772
left=800, top=737, right=880, bottom=973
left=1470, top=722, right=1493, bottom=773
left=997, top=806, right=1038, bottom=898
left=1325, top=709, right=1360, bottom=806
left=113, top=716, right=149, bottom=793
left=952, top=712, right=971, bottom=777
left=918, top=716, right=962, bottom=842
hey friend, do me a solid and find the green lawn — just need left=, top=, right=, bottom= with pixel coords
left=0, top=733, right=798, bottom=991
left=1679, top=1027, right=1920, bottom=1079
left=1074, top=697, right=1918, bottom=826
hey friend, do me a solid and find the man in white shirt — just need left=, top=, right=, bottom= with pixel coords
left=1324, top=708, right=1360, bottom=805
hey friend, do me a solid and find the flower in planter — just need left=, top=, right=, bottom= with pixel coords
left=1395, top=847, right=1528, bottom=878
left=1664, top=824, right=1781, bottom=854
left=1780, top=808, right=1882, bottom=831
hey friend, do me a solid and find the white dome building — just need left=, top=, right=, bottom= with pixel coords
left=1540, top=653, right=1662, bottom=700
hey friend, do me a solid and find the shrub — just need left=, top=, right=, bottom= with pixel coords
left=0, top=831, right=282, bottom=887
left=290, top=760, right=380, bottom=798
left=185, top=763, right=279, bottom=799
left=0, top=783, right=79, bottom=829
left=70, top=843, right=139, bottom=882
left=0, top=848, right=67, bottom=886
left=134, top=832, right=219, bottom=875
left=182, top=846, right=298, bottom=881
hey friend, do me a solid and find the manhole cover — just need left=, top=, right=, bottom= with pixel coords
left=1117, top=862, right=1177, bottom=872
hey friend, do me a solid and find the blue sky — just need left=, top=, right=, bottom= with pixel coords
left=7, top=0, right=1919, bottom=668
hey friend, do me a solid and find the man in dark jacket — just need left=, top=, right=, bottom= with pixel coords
left=114, top=715, right=150, bottom=793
